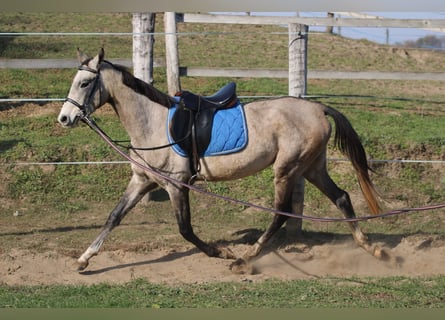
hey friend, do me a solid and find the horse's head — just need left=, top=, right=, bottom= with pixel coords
left=58, top=48, right=109, bottom=127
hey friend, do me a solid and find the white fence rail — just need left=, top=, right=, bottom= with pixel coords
left=182, top=13, right=445, bottom=29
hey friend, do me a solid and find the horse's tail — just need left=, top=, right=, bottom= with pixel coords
left=324, top=106, right=381, bottom=215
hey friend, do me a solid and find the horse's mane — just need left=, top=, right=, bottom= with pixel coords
left=108, top=62, right=175, bottom=108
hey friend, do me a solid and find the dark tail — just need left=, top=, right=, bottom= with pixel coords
left=324, top=106, right=381, bottom=215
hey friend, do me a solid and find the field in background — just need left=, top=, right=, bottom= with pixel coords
left=0, top=13, right=444, bottom=307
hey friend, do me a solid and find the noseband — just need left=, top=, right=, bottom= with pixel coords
left=65, top=64, right=103, bottom=118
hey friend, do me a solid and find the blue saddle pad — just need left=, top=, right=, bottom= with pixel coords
left=167, top=100, right=248, bottom=157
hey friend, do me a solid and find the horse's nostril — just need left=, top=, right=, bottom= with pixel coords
left=59, top=115, right=68, bottom=124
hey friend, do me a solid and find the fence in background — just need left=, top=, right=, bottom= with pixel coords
left=1, top=12, right=444, bottom=166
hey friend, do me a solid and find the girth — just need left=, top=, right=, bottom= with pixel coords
left=169, top=82, right=239, bottom=174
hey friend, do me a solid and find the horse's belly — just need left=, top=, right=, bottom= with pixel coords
left=198, top=151, right=274, bottom=181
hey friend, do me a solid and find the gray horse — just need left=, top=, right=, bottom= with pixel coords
left=58, top=48, right=388, bottom=273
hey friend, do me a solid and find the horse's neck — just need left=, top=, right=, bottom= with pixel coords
left=106, top=74, right=165, bottom=144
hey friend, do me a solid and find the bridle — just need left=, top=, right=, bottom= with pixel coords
left=64, top=64, right=104, bottom=118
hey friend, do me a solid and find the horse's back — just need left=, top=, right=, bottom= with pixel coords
left=246, top=96, right=328, bottom=125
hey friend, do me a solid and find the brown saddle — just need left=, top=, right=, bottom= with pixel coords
left=170, top=82, right=238, bottom=173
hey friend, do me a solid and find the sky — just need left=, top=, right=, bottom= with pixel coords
left=304, top=12, right=445, bottom=45
left=216, top=12, right=445, bottom=45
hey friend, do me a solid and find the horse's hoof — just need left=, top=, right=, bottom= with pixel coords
left=76, top=259, right=89, bottom=272
left=373, top=246, right=402, bottom=267
left=373, top=245, right=391, bottom=261
left=219, top=247, right=237, bottom=260
left=229, top=258, right=254, bottom=275
left=373, top=246, right=383, bottom=259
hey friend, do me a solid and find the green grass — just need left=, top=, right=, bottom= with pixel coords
left=337, top=107, right=445, bottom=151
left=1, top=277, right=444, bottom=308
left=1, top=113, right=132, bottom=212
left=1, top=113, right=128, bottom=162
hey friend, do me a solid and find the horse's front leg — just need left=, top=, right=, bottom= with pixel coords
left=168, top=185, right=236, bottom=260
left=77, top=174, right=158, bottom=271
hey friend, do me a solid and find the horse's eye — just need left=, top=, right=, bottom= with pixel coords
left=80, top=80, right=91, bottom=88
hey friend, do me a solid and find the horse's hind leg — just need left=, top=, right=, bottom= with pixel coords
left=286, top=177, right=304, bottom=239
left=304, top=162, right=386, bottom=259
left=231, top=212, right=290, bottom=273
left=77, top=173, right=158, bottom=271
left=230, top=173, right=294, bottom=274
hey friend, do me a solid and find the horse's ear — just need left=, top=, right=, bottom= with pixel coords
left=98, top=47, right=105, bottom=63
left=77, top=48, right=90, bottom=64
left=90, top=48, right=105, bottom=70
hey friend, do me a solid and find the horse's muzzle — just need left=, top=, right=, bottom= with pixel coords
left=58, top=102, right=82, bottom=127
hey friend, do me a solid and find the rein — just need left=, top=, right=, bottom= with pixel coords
left=111, top=133, right=192, bottom=152
left=81, top=115, right=445, bottom=223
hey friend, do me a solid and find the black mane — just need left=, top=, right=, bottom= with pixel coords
left=109, top=63, right=175, bottom=108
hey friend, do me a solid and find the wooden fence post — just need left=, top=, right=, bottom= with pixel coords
left=288, top=23, right=308, bottom=98
left=164, top=12, right=181, bottom=95
left=286, top=23, right=308, bottom=238
left=132, top=12, right=157, bottom=204
left=326, top=12, right=334, bottom=34
left=132, top=13, right=156, bottom=85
